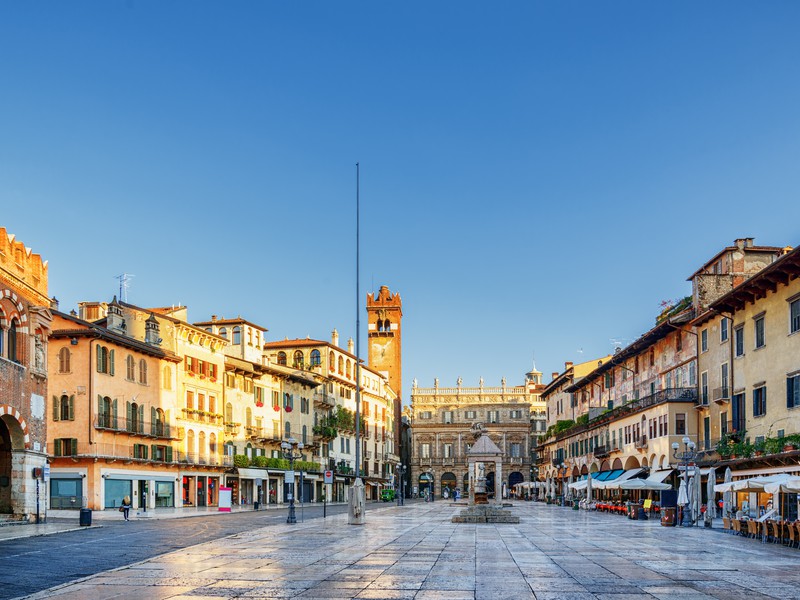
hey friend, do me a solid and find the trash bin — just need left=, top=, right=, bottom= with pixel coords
left=637, top=507, right=648, bottom=520
left=79, top=508, right=92, bottom=526
left=661, top=507, right=676, bottom=526
left=253, top=501, right=259, bottom=511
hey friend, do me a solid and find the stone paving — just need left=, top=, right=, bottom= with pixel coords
left=20, top=501, right=800, bottom=600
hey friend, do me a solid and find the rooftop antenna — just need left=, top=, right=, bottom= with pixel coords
left=115, top=273, right=134, bottom=302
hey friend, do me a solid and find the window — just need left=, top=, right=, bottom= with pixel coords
left=791, top=298, right=800, bottom=334
left=232, top=326, right=241, bottom=345
left=464, top=410, right=476, bottom=420
left=58, top=347, right=71, bottom=373
left=186, top=390, right=194, bottom=410
left=442, top=443, right=452, bottom=458
left=754, top=315, right=765, bottom=349
left=701, top=372, right=708, bottom=404
left=720, top=411, right=728, bottom=434
left=510, top=410, right=523, bottom=419
left=676, top=331, right=682, bottom=352
left=53, top=438, right=78, bottom=457
left=675, top=413, right=686, bottom=435
left=346, top=359, right=352, bottom=378
left=162, top=365, right=172, bottom=390
left=753, top=386, right=767, bottom=417
left=126, top=355, right=135, bottom=380
left=7, top=319, right=17, bottom=362
left=688, top=362, right=696, bottom=386
left=510, top=442, right=521, bottom=457
left=97, top=346, right=114, bottom=375
left=721, top=363, right=729, bottom=398
left=219, top=327, right=228, bottom=340
left=720, top=317, right=729, bottom=342
left=293, top=350, right=304, bottom=369
left=488, top=410, right=499, bottom=423
left=734, top=326, right=744, bottom=357
left=788, top=375, right=800, bottom=409
left=53, top=394, right=74, bottom=421
left=701, top=329, right=708, bottom=352
left=310, top=349, right=321, bottom=366
left=277, top=351, right=287, bottom=366
left=442, top=411, right=453, bottom=424
left=419, top=411, right=431, bottom=419
left=420, top=443, right=431, bottom=458
left=139, top=359, right=147, bottom=384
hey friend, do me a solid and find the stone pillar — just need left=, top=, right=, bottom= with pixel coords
left=495, top=460, right=502, bottom=502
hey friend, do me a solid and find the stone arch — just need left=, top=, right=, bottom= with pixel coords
left=600, top=459, right=610, bottom=471
left=509, top=471, right=524, bottom=488
left=660, top=454, right=669, bottom=470
left=580, top=464, right=588, bottom=475
left=589, top=463, right=599, bottom=474
left=649, top=452, right=657, bottom=468
left=612, top=458, right=623, bottom=470
left=641, top=457, right=648, bottom=468
left=571, top=466, right=580, bottom=478
left=0, top=406, right=29, bottom=449
left=624, top=456, right=640, bottom=470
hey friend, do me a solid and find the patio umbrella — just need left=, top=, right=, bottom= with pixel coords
left=567, top=473, right=573, bottom=500
left=693, top=474, right=702, bottom=526
left=722, top=467, right=732, bottom=518
left=705, top=467, right=716, bottom=526
left=586, top=472, right=593, bottom=503
left=677, top=478, right=688, bottom=512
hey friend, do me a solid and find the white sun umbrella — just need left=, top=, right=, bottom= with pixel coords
left=694, top=474, right=703, bottom=526
left=567, top=473, right=574, bottom=500
left=586, top=472, right=593, bottom=503
left=677, top=478, right=688, bottom=512
left=722, top=467, right=732, bottom=518
left=705, top=467, right=716, bottom=526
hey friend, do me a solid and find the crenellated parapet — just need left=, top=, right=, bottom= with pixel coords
left=0, top=227, right=49, bottom=305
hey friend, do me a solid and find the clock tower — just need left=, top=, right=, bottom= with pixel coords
left=367, top=285, right=403, bottom=450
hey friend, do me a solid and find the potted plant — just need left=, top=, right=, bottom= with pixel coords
left=753, top=439, right=766, bottom=457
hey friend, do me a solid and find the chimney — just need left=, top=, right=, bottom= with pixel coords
left=565, top=361, right=573, bottom=370
left=332, top=328, right=339, bottom=347
left=734, top=237, right=754, bottom=250
left=552, top=372, right=559, bottom=381
left=211, top=315, right=217, bottom=322
left=347, top=338, right=354, bottom=354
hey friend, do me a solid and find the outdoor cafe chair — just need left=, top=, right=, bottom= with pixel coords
left=722, top=517, right=731, bottom=533
left=731, top=519, right=741, bottom=535
left=747, top=519, right=759, bottom=539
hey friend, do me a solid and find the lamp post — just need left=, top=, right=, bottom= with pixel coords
left=672, top=436, right=697, bottom=527
left=281, top=438, right=304, bottom=525
left=395, top=464, right=406, bottom=506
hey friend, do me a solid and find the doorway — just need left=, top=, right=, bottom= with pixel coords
left=138, top=480, right=148, bottom=511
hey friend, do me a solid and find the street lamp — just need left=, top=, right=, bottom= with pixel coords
left=281, top=437, right=304, bottom=524
left=672, top=436, right=697, bottom=526
left=395, top=464, right=407, bottom=506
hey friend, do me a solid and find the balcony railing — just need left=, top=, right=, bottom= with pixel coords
left=94, top=416, right=176, bottom=439
left=180, top=409, right=224, bottom=425
left=725, top=418, right=747, bottom=435
left=313, top=392, right=335, bottom=409
left=695, top=394, right=709, bottom=410
left=245, top=426, right=263, bottom=439
left=634, top=435, right=648, bottom=450
left=592, top=445, right=609, bottom=458
left=713, top=387, right=731, bottom=405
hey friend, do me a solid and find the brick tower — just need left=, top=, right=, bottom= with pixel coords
left=367, top=286, right=402, bottom=452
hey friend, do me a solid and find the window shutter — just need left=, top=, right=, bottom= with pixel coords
left=151, top=444, right=157, bottom=461
left=126, top=402, right=132, bottom=430
left=97, top=395, right=103, bottom=416
left=69, top=395, right=75, bottom=421
left=143, top=444, right=148, bottom=459
left=97, top=347, right=102, bottom=372
left=166, top=446, right=173, bottom=463
left=138, top=405, right=145, bottom=433
left=109, top=350, right=115, bottom=375
left=151, top=407, right=157, bottom=435
left=112, top=399, right=118, bottom=429
left=52, top=396, right=60, bottom=422
left=789, top=378, right=794, bottom=409
left=71, top=439, right=78, bottom=456
left=54, top=438, right=62, bottom=456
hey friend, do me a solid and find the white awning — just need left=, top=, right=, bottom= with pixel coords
left=237, top=467, right=269, bottom=480
left=568, top=480, right=588, bottom=491
left=647, top=469, right=673, bottom=483
left=732, top=465, right=800, bottom=478
left=595, top=468, right=644, bottom=490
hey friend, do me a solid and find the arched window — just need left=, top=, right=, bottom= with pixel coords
left=277, top=351, right=287, bottom=366
left=293, top=350, right=304, bottom=369
left=96, top=345, right=114, bottom=375
left=246, top=407, right=253, bottom=427
left=302, top=424, right=308, bottom=444
left=209, top=433, right=217, bottom=455
left=346, top=359, right=351, bottom=378
left=154, top=408, right=165, bottom=436
left=246, top=442, right=252, bottom=458
left=338, top=356, right=344, bottom=374
left=60, top=394, right=71, bottom=421
left=285, top=421, right=291, bottom=437
left=186, top=430, right=195, bottom=458
left=199, top=431, right=206, bottom=461
left=384, top=319, right=391, bottom=331
left=329, top=351, right=335, bottom=369
left=129, top=401, right=142, bottom=433
left=162, top=365, right=172, bottom=390
left=232, top=326, right=241, bottom=345
left=247, top=328, right=253, bottom=346
left=219, top=327, right=228, bottom=340
left=139, top=359, right=147, bottom=384
left=7, top=319, right=17, bottom=362
left=310, top=349, right=321, bottom=367
left=58, top=347, right=71, bottom=373
left=226, top=402, right=233, bottom=423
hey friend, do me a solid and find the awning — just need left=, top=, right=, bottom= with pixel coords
left=731, top=465, right=800, bottom=478
left=237, top=467, right=269, bottom=480
left=594, top=468, right=644, bottom=490
left=367, top=482, right=378, bottom=487
left=647, top=469, right=673, bottom=483
left=568, top=480, right=588, bottom=491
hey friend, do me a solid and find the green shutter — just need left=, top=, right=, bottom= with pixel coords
left=54, top=438, right=62, bottom=457
left=151, top=444, right=157, bottom=461
left=126, top=402, right=132, bottom=431
left=112, top=399, right=118, bottom=429
left=151, top=407, right=157, bottom=435
left=97, top=394, right=103, bottom=416
left=70, top=439, right=78, bottom=456
left=166, top=446, right=173, bottom=463
left=138, top=405, right=145, bottom=434
left=97, top=347, right=102, bottom=372
left=109, top=349, right=115, bottom=375
left=68, top=395, right=75, bottom=421
left=52, top=395, right=60, bottom=422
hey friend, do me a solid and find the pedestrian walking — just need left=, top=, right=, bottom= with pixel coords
left=121, top=495, right=132, bottom=521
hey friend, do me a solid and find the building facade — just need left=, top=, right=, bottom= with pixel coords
left=409, top=370, right=545, bottom=499
left=0, top=228, right=51, bottom=521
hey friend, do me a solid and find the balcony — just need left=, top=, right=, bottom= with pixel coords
left=592, top=445, right=609, bottom=459
left=694, top=395, right=709, bottom=410
left=94, top=416, right=177, bottom=440
left=181, top=409, right=224, bottom=426
left=224, top=422, right=240, bottom=436
left=245, top=426, right=263, bottom=439
left=509, top=456, right=524, bottom=465
left=713, top=387, right=731, bottom=405
left=634, top=436, right=648, bottom=450
left=50, top=442, right=176, bottom=464
left=313, top=392, right=335, bottom=409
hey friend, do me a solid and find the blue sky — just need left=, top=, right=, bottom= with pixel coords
left=2, top=1, right=799, bottom=401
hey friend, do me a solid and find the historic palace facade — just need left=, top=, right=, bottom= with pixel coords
left=409, top=370, right=545, bottom=499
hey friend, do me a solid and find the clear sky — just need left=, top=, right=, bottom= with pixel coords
left=2, top=2, right=799, bottom=403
